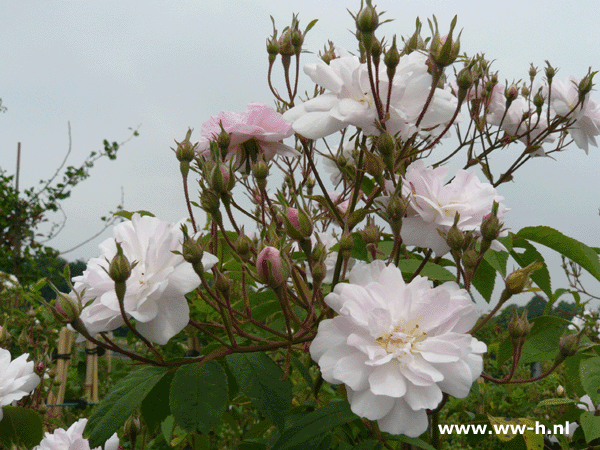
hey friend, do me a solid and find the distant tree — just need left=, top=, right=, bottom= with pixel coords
left=0, top=124, right=138, bottom=286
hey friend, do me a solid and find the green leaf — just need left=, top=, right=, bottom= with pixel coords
left=291, top=355, right=314, bottom=390
left=271, top=400, right=357, bottom=450
left=499, top=316, right=569, bottom=365
left=580, top=357, right=600, bottom=405
left=517, top=226, right=600, bottom=282
left=161, top=415, right=175, bottom=442
left=386, top=435, right=435, bottom=450
left=0, top=406, right=43, bottom=448
left=510, top=236, right=552, bottom=299
left=304, top=18, right=318, bottom=34
left=113, top=209, right=155, bottom=220
left=484, top=247, right=509, bottom=277
left=86, top=366, right=169, bottom=448
left=564, top=352, right=588, bottom=396
left=352, top=440, right=384, bottom=450
left=170, top=360, right=228, bottom=434
left=519, top=316, right=570, bottom=364
left=226, top=352, right=292, bottom=431
left=536, top=398, right=578, bottom=408
left=580, top=411, right=600, bottom=443
left=395, top=259, right=455, bottom=282
left=141, top=370, right=175, bottom=433
left=471, top=256, right=496, bottom=302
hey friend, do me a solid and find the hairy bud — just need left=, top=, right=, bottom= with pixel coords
left=284, top=207, right=313, bottom=241
left=256, top=247, right=290, bottom=289
left=508, top=308, right=532, bottom=347
left=505, top=261, right=544, bottom=295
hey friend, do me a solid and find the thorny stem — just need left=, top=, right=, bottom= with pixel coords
left=469, top=289, right=512, bottom=335
left=481, top=360, right=562, bottom=384
left=407, top=249, right=432, bottom=282
left=182, top=175, right=197, bottom=233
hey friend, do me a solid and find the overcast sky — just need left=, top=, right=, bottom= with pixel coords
left=2, top=0, right=600, bottom=310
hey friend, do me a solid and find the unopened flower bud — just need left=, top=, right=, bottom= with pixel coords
left=578, top=71, right=596, bottom=103
left=533, top=89, right=545, bottom=114
left=266, top=36, right=279, bottom=57
left=284, top=207, right=313, bottom=241
left=364, top=149, right=385, bottom=179
left=278, top=27, right=295, bottom=57
left=386, top=193, right=406, bottom=231
left=210, top=163, right=230, bottom=194
left=384, top=36, right=401, bottom=81
left=529, top=64, right=538, bottom=82
left=508, top=308, right=532, bottom=347
left=235, top=231, right=253, bottom=262
left=320, top=40, right=337, bottom=65
left=311, top=240, right=327, bottom=264
left=377, top=132, right=396, bottom=157
left=480, top=202, right=503, bottom=242
left=311, top=261, right=327, bottom=285
left=125, top=416, right=142, bottom=448
left=446, top=221, right=465, bottom=251
left=371, top=37, right=382, bottom=63
left=557, top=331, right=582, bottom=361
left=544, top=61, right=556, bottom=83
left=521, top=85, right=530, bottom=98
left=18, top=328, right=29, bottom=348
left=256, top=247, right=290, bottom=289
left=108, top=242, right=132, bottom=284
left=200, top=190, right=221, bottom=215
left=215, top=270, right=231, bottom=296
left=429, top=16, right=460, bottom=68
left=455, top=67, right=473, bottom=104
left=338, top=231, right=354, bottom=259
left=505, top=261, right=544, bottom=295
left=0, top=324, right=9, bottom=344
left=175, top=129, right=195, bottom=164
left=360, top=220, right=381, bottom=245
left=505, top=84, right=519, bottom=103
left=216, top=127, right=231, bottom=154
left=356, top=1, right=379, bottom=34
left=462, top=249, right=478, bottom=270
left=36, top=362, right=45, bottom=375
left=404, top=18, right=425, bottom=54
left=252, top=159, right=269, bottom=190
left=556, top=385, right=565, bottom=397
left=182, top=233, right=204, bottom=266
left=53, top=292, right=82, bottom=324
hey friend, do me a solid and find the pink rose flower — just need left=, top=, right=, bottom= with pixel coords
left=197, top=102, right=298, bottom=170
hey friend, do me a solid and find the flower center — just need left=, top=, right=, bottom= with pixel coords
left=360, top=91, right=376, bottom=109
left=376, top=322, right=427, bottom=359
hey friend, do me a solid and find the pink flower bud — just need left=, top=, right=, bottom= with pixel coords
left=256, top=247, right=289, bottom=289
left=53, top=293, right=82, bottom=324
left=284, top=207, right=313, bottom=241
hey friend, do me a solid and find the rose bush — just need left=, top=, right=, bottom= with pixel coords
left=3, top=2, right=600, bottom=449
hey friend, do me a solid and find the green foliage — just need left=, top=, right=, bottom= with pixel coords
left=85, top=366, right=169, bottom=448
left=226, top=352, right=292, bottom=431
left=170, top=361, right=229, bottom=434
left=271, top=401, right=357, bottom=450
left=0, top=406, right=44, bottom=448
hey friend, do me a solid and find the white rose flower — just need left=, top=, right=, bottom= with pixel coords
left=33, top=418, right=119, bottom=450
left=547, top=76, right=600, bottom=154
left=73, top=213, right=218, bottom=345
left=310, top=260, right=486, bottom=437
left=283, top=49, right=457, bottom=140
left=0, top=349, right=41, bottom=421
left=399, top=160, right=508, bottom=256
